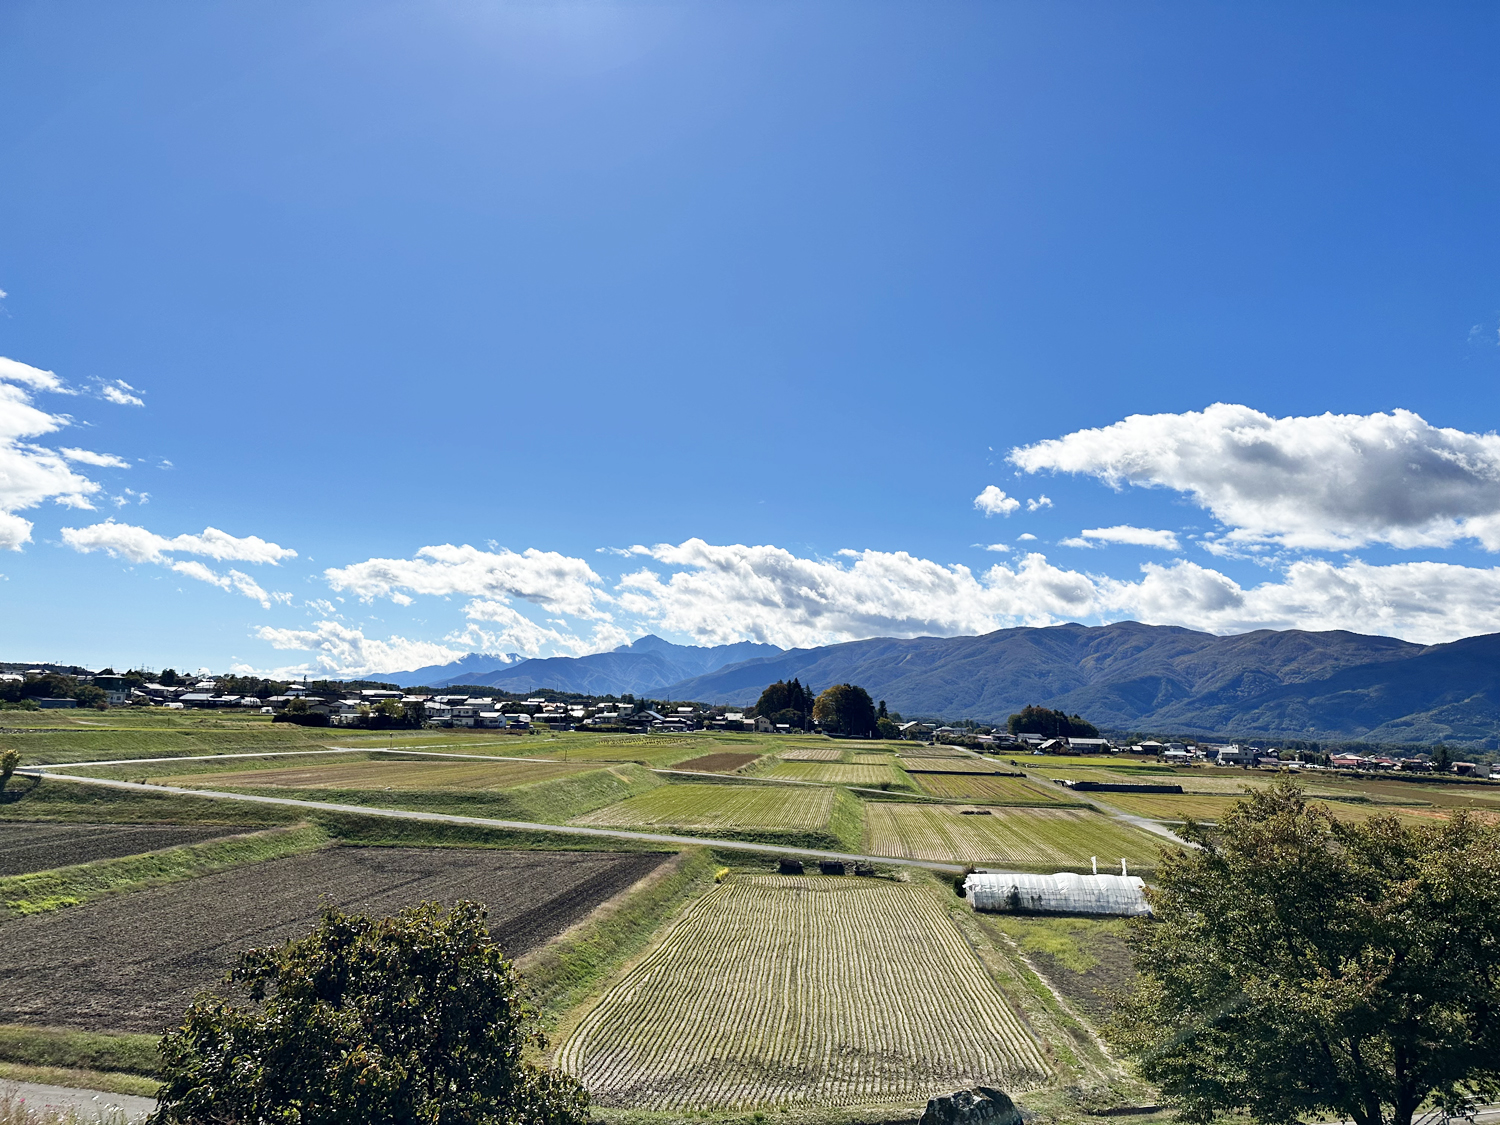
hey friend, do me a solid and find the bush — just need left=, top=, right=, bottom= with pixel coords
left=149, top=900, right=589, bottom=1125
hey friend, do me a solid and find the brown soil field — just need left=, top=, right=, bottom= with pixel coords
left=670, top=752, right=761, bottom=772
left=0, top=822, right=244, bottom=877
left=0, top=846, right=669, bottom=1034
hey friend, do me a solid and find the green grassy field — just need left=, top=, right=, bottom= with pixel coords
left=141, top=757, right=592, bottom=791
left=555, top=875, right=1050, bottom=1111
left=864, top=804, right=1167, bottom=869
left=571, top=783, right=862, bottom=849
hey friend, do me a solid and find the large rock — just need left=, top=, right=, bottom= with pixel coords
left=920, top=1088, right=1021, bottom=1125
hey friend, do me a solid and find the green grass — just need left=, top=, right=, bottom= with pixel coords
left=571, top=784, right=863, bottom=850
left=0, top=1025, right=158, bottom=1077
left=522, top=847, right=720, bottom=1031
left=0, top=775, right=302, bottom=826
left=0, top=823, right=329, bottom=917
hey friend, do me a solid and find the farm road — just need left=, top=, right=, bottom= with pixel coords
left=17, top=769, right=969, bottom=873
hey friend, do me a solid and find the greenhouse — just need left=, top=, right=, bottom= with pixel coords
left=963, top=871, right=1151, bottom=917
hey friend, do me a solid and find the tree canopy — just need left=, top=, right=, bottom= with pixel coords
left=754, top=679, right=815, bottom=727
left=812, top=683, right=878, bottom=737
left=149, top=900, right=588, bottom=1125
left=1112, top=781, right=1500, bottom=1125
left=1006, top=704, right=1098, bottom=738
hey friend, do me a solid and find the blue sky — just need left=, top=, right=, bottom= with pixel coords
left=3, top=1, right=1500, bottom=675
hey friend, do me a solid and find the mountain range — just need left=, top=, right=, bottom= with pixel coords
left=379, top=624, right=1500, bottom=746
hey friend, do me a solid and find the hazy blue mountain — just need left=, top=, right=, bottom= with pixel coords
left=409, top=635, right=784, bottom=695
left=658, top=622, right=1500, bottom=745
left=376, top=652, right=523, bottom=688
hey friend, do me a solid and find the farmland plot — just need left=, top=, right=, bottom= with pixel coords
left=864, top=804, right=1164, bottom=868
left=0, top=822, right=243, bottom=877
left=910, top=774, right=1066, bottom=805
left=0, top=847, right=669, bottom=1033
left=900, top=757, right=1005, bottom=773
left=572, top=784, right=835, bottom=833
left=156, top=759, right=589, bottom=791
left=766, top=762, right=898, bottom=786
left=557, top=876, right=1049, bottom=1110
left=779, top=747, right=844, bottom=762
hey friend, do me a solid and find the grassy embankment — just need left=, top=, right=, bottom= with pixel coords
left=0, top=1026, right=161, bottom=1098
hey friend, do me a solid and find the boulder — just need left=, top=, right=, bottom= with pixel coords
left=920, top=1087, right=1021, bottom=1125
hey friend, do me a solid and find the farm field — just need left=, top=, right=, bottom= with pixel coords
left=910, top=774, right=1069, bottom=805
left=863, top=804, right=1167, bottom=869
left=670, top=752, right=762, bottom=773
left=134, top=758, right=591, bottom=791
left=0, top=822, right=244, bottom=876
left=899, top=757, right=1006, bottom=773
left=779, top=747, right=844, bottom=761
left=571, top=784, right=838, bottom=835
left=764, top=762, right=901, bottom=786
left=0, top=847, right=669, bottom=1034
left=556, top=875, right=1049, bottom=1110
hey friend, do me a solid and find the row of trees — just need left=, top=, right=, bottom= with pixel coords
left=752, top=680, right=881, bottom=738
left=1006, top=704, right=1099, bottom=738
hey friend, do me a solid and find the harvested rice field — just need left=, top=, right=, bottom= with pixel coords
left=779, top=747, right=844, bottom=762
left=909, top=774, right=1068, bottom=805
left=863, top=804, right=1166, bottom=868
left=671, top=752, right=762, bottom=773
left=765, top=762, right=900, bottom=786
left=572, top=784, right=836, bottom=833
left=899, top=757, right=1007, bottom=773
left=0, top=847, right=669, bottom=1033
left=852, top=752, right=895, bottom=765
left=0, top=822, right=245, bottom=877
left=147, top=758, right=591, bottom=791
left=557, top=875, right=1049, bottom=1110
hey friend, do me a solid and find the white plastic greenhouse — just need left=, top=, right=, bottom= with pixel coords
left=964, top=871, right=1152, bottom=917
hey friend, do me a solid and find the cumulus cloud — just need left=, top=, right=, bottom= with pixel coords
left=1026, top=495, right=1053, bottom=511
left=61, top=519, right=295, bottom=607
left=1011, top=403, right=1500, bottom=551
left=1060, top=525, right=1181, bottom=551
left=0, top=357, right=110, bottom=549
left=325, top=543, right=607, bottom=618
left=257, top=622, right=468, bottom=677
left=976, top=543, right=1012, bottom=553
left=973, top=486, right=1021, bottom=517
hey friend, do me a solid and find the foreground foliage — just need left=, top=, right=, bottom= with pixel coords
left=149, top=900, right=588, bottom=1125
left=1113, top=780, right=1500, bottom=1125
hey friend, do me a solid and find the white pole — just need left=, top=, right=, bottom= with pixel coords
left=1091, top=856, right=1097, bottom=875
left=1121, top=858, right=1128, bottom=876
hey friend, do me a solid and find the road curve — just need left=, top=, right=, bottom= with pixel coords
left=16, top=769, right=969, bottom=874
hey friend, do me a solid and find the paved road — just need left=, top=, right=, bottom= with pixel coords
left=1, top=1080, right=154, bottom=1122
left=16, top=769, right=969, bottom=874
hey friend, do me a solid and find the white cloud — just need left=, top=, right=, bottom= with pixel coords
left=976, top=543, right=1011, bottom=553
left=0, top=357, right=107, bottom=548
left=1026, top=495, right=1053, bottom=512
left=99, top=382, right=144, bottom=407
left=61, top=519, right=295, bottom=607
left=325, top=543, right=607, bottom=618
left=1011, top=403, right=1500, bottom=551
left=1017, top=533, right=1037, bottom=541
left=974, top=486, right=1021, bottom=517
left=1063, top=525, right=1181, bottom=551
left=60, top=447, right=130, bottom=469
left=256, top=621, right=468, bottom=677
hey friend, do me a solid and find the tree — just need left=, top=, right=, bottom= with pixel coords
left=0, top=748, right=18, bottom=793
left=149, top=900, right=588, bottom=1125
left=812, top=683, right=878, bottom=737
left=159, top=668, right=179, bottom=686
left=876, top=716, right=901, bottom=740
left=1112, top=781, right=1500, bottom=1125
left=1006, top=704, right=1098, bottom=739
left=1434, top=743, right=1453, bottom=771
left=73, top=684, right=108, bottom=709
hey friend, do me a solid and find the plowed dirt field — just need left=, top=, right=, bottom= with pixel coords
left=0, top=822, right=244, bottom=876
left=0, top=846, right=669, bottom=1033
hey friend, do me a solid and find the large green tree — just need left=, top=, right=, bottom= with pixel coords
left=1006, top=704, right=1098, bottom=739
left=754, top=679, right=815, bottom=729
left=812, top=683, right=878, bottom=737
left=1112, top=782, right=1500, bottom=1125
left=149, top=900, right=588, bottom=1125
